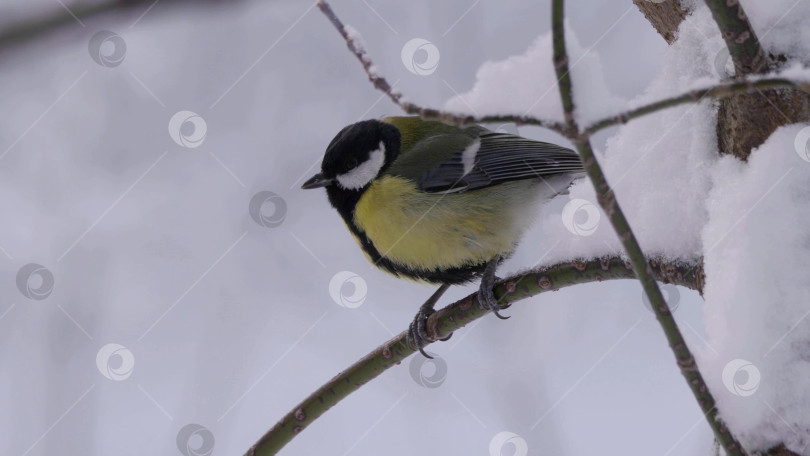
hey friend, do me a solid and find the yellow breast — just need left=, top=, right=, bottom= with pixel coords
left=353, top=175, right=536, bottom=271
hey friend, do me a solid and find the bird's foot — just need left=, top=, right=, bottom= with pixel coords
left=477, top=256, right=509, bottom=319
left=406, top=284, right=451, bottom=358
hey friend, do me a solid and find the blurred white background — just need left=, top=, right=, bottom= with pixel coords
left=0, top=1, right=718, bottom=455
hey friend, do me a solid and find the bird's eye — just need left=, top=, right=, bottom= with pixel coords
left=348, top=158, right=359, bottom=168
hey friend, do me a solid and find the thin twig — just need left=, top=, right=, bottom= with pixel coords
left=583, top=77, right=810, bottom=137
left=244, top=256, right=703, bottom=456
left=550, top=0, right=746, bottom=454
left=315, top=0, right=570, bottom=135
left=318, top=0, right=809, bottom=145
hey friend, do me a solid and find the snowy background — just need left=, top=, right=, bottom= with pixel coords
left=1, top=0, right=809, bottom=455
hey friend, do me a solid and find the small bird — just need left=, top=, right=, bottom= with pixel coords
left=302, top=116, right=584, bottom=355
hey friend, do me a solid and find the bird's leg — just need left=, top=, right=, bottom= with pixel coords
left=477, top=255, right=509, bottom=319
left=407, top=283, right=452, bottom=358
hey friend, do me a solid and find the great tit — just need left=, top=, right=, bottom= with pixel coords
left=302, top=116, right=584, bottom=355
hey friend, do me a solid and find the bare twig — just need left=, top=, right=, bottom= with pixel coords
left=550, top=0, right=745, bottom=454
left=315, top=0, right=570, bottom=135
left=245, top=256, right=703, bottom=456
left=318, top=0, right=810, bottom=146
left=583, top=77, right=810, bottom=137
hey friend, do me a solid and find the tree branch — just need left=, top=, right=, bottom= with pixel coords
left=550, top=0, right=746, bottom=455
left=244, top=256, right=703, bottom=456
left=315, top=0, right=570, bottom=135
left=704, top=0, right=768, bottom=75
left=582, top=77, right=810, bottom=137
left=318, top=0, right=810, bottom=149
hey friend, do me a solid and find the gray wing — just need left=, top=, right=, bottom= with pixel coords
left=417, top=131, right=584, bottom=194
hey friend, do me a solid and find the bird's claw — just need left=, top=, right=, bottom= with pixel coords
left=477, top=256, right=509, bottom=319
left=407, top=284, right=452, bottom=358
left=406, top=306, right=453, bottom=358
left=406, top=306, right=433, bottom=358
left=477, top=279, right=509, bottom=319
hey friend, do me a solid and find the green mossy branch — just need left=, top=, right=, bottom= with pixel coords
left=245, top=256, right=703, bottom=456
left=704, top=0, right=768, bottom=75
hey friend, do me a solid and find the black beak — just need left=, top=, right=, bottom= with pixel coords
left=301, top=173, right=334, bottom=189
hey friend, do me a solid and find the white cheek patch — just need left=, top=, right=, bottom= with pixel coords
left=461, top=139, right=480, bottom=176
left=336, top=141, right=386, bottom=190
